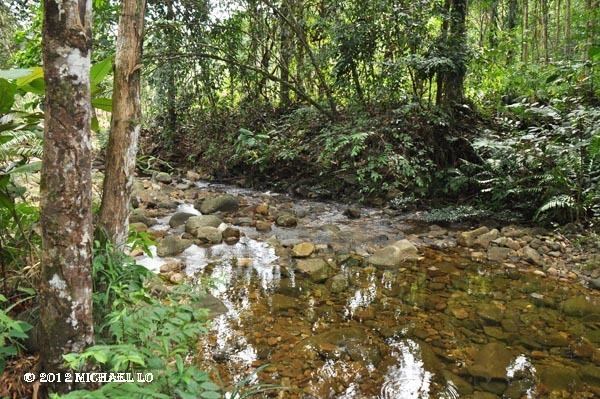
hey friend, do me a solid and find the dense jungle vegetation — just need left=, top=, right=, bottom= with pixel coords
left=0, top=0, right=599, bottom=397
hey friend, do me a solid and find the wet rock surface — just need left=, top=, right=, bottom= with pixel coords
left=130, top=176, right=600, bottom=398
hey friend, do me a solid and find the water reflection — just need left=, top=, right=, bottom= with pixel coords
left=380, top=340, right=433, bottom=399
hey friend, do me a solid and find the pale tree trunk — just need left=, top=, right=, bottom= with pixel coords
left=40, top=0, right=94, bottom=393
left=99, top=0, right=146, bottom=247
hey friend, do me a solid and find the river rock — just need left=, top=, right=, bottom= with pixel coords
left=129, top=222, right=148, bottom=232
left=198, top=293, right=228, bottom=319
left=487, top=246, right=514, bottom=262
left=476, top=303, right=504, bottom=325
left=276, top=212, right=298, bottom=227
left=169, top=272, right=185, bottom=284
left=197, top=194, right=239, bottom=214
left=186, top=170, right=201, bottom=181
left=291, top=242, right=315, bottom=258
left=255, top=203, right=269, bottom=215
left=306, top=327, right=381, bottom=366
left=130, top=209, right=157, bottom=227
left=580, top=365, right=600, bottom=386
left=295, top=258, right=332, bottom=282
left=271, top=294, right=299, bottom=313
left=255, top=220, right=272, bottom=232
left=185, top=215, right=223, bottom=235
left=169, top=212, right=197, bottom=228
left=590, top=277, right=600, bottom=290
left=467, top=342, right=515, bottom=380
left=523, top=246, right=544, bottom=266
left=458, top=226, right=490, bottom=247
left=159, top=259, right=184, bottom=273
left=343, top=207, right=361, bottom=219
left=157, top=235, right=192, bottom=257
left=222, top=227, right=241, bottom=244
left=537, top=363, right=580, bottom=390
left=368, top=239, right=419, bottom=267
left=326, top=273, right=349, bottom=293
left=474, top=229, right=499, bottom=249
left=154, top=172, right=172, bottom=183
left=442, top=371, right=473, bottom=396
left=561, top=296, right=600, bottom=317
left=493, top=237, right=521, bottom=250
left=193, top=226, right=222, bottom=244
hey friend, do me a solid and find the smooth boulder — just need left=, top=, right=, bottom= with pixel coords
left=198, top=194, right=239, bottom=214
left=368, top=239, right=419, bottom=267
left=157, top=235, right=192, bottom=257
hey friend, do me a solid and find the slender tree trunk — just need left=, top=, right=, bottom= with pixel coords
left=488, top=0, right=499, bottom=47
left=523, top=0, right=529, bottom=63
left=505, top=0, right=519, bottom=63
left=436, top=0, right=451, bottom=106
left=40, top=0, right=94, bottom=393
left=279, top=0, right=292, bottom=108
left=565, top=0, right=572, bottom=57
left=165, top=0, right=177, bottom=137
left=99, top=0, right=146, bottom=247
left=541, top=0, right=549, bottom=63
left=555, top=0, right=561, bottom=57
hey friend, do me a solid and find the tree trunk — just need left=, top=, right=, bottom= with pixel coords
left=565, top=0, right=572, bottom=57
left=505, top=0, right=519, bottom=63
left=437, top=0, right=468, bottom=108
left=39, top=0, right=94, bottom=393
left=279, top=0, right=292, bottom=108
left=541, top=0, right=550, bottom=63
left=165, top=0, right=177, bottom=137
left=523, top=0, right=529, bottom=63
left=99, top=0, right=146, bottom=247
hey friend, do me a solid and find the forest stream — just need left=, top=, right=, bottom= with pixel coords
left=130, top=178, right=600, bottom=399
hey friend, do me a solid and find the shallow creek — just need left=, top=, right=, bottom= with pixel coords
left=136, top=181, right=600, bottom=399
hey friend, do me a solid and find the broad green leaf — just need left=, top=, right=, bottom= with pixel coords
left=90, top=55, right=114, bottom=91
left=91, top=116, right=100, bottom=132
left=200, top=381, right=220, bottom=391
left=0, top=190, right=14, bottom=209
left=21, top=77, right=45, bottom=95
left=0, top=78, right=16, bottom=113
left=9, top=161, right=42, bottom=175
left=92, top=97, right=112, bottom=112
left=200, top=391, right=221, bottom=399
left=0, top=69, right=32, bottom=80
left=16, top=67, right=44, bottom=87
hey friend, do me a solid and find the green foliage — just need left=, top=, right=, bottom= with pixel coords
left=57, top=282, right=217, bottom=399
left=91, top=240, right=150, bottom=320
left=436, top=100, right=600, bottom=224
left=0, top=294, right=32, bottom=373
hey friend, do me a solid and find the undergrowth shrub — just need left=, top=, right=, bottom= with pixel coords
left=434, top=99, right=600, bottom=224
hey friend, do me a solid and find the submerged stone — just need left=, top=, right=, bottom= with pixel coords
left=561, top=296, right=599, bottom=317
left=295, top=258, right=332, bottom=282
left=467, top=342, right=515, bottom=380
left=291, top=242, right=315, bottom=258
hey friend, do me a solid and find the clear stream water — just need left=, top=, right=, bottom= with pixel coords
left=136, top=181, right=600, bottom=399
